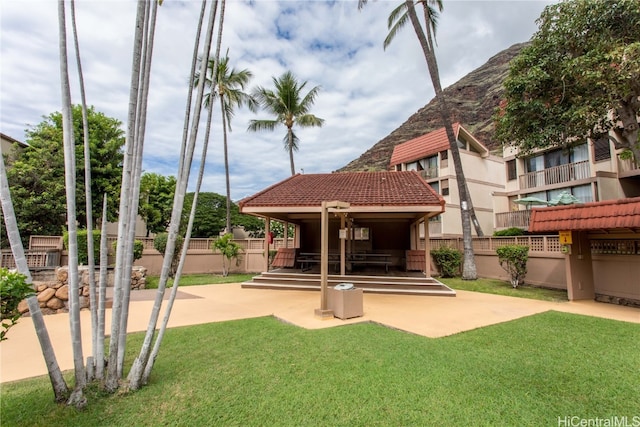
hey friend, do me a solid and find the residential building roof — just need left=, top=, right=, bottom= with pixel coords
left=389, top=123, right=489, bottom=168
left=239, top=171, right=444, bottom=209
left=528, top=197, right=640, bottom=232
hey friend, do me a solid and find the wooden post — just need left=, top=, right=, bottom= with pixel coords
left=423, top=215, right=431, bottom=277
left=315, top=201, right=332, bottom=318
left=264, top=216, right=270, bottom=273
left=284, top=221, right=289, bottom=248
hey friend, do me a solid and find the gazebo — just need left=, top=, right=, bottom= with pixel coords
left=239, top=171, right=456, bottom=315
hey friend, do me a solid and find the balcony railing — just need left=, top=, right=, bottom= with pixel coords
left=495, top=210, right=532, bottom=229
left=519, top=160, right=590, bottom=189
left=618, top=157, right=639, bottom=174
left=419, top=167, right=438, bottom=180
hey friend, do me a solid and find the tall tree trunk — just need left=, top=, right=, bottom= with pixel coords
left=106, top=0, right=146, bottom=393
left=1, top=150, right=69, bottom=401
left=222, top=95, right=232, bottom=234
left=404, top=0, right=480, bottom=279
left=117, top=0, right=158, bottom=377
left=287, top=127, right=295, bottom=175
left=70, top=0, right=98, bottom=380
left=95, top=194, right=109, bottom=380
left=127, top=0, right=219, bottom=389
left=58, top=0, right=86, bottom=407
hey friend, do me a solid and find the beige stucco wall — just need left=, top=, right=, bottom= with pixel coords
left=470, top=253, right=566, bottom=289
left=592, top=255, right=640, bottom=300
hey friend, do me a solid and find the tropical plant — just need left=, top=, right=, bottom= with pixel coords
left=0, top=268, right=34, bottom=341
left=359, top=0, right=482, bottom=279
left=248, top=71, right=325, bottom=176
left=495, top=0, right=640, bottom=163
left=213, top=233, right=243, bottom=277
left=496, top=245, right=529, bottom=288
left=493, top=227, right=525, bottom=237
left=431, top=246, right=462, bottom=278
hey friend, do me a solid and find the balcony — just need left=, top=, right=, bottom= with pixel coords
left=419, top=167, right=438, bottom=180
left=519, top=160, right=590, bottom=190
left=618, top=157, right=640, bottom=176
left=495, top=210, right=532, bottom=230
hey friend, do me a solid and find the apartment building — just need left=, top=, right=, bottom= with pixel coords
left=389, top=123, right=505, bottom=237
left=494, top=137, right=640, bottom=230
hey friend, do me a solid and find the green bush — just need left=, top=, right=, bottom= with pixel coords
left=63, top=229, right=101, bottom=265
left=112, top=239, right=144, bottom=262
left=493, top=227, right=525, bottom=236
left=213, top=233, right=243, bottom=277
left=496, top=245, right=529, bottom=288
left=431, top=246, right=462, bottom=278
left=0, top=268, right=34, bottom=341
left=153, top=233, right=184, bottom=277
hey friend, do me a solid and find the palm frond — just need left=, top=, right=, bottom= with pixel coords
left=247, top=119, right=279, bottom=132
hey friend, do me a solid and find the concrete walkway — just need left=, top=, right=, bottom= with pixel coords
left=1, top=283, right=638, bottom=383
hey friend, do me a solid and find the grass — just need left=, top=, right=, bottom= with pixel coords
left=145, top=273, right=257, bottom=289
left=440, top=277, right=568, bottom=302
left=1, top=312, right=638, bottom=426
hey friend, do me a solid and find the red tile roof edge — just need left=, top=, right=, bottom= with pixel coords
left=528, top=197, right=640, bottom=232
left=389, top=123, right=461, bottom=167
left=237, top=173, right=301, bottom=210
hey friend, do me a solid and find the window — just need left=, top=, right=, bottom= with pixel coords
left=593, top=137, right=611, bottom=161
left=430, top=181, right=440, bottom=194
left=440, top=150, right=448, bottom=168
left=526, top=155, right=544, bottom=173
left=507, top=160, right=517, bottom=181
left=441, top=179, right=449, bottom=196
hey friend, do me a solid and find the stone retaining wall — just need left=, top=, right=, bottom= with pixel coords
left=18, top=266, right=147, bottom=316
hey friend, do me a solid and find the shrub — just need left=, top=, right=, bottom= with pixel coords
left=153, top=233, right=184, bottom=277
left=496, top=245, right=529, bottom=288
left=493, top=227, right=525, bottom=236
left=111, top=239, right=144, bottom=262
left=0, top=268, right=34, bottom=341
left=213, top=233, right=242, bottom=277
left=431, top=246, right=462, bottom=278
left=63, top=229, right=101, bottom=265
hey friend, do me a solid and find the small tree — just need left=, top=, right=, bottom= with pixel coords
left=431, top=246, right=462, bottom=278
left=0, top=268, right=35, bottom=341
left=153, top=233, right=184, bottom=277
left=112, top=240, right=144, bottom=263
left=213, top=233, right=242, bottom=277
left=496, top=245, right=529, bottom=288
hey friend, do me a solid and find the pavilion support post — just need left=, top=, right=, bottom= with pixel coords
left=340, top=214, right=346, bottom=276
left=423, top=215, right=431, bottom=277
left=284, top=221, right=289, bottom=248
left=315, top=201, right=333, bottom=318
left=264, top=216, right=271, bottom=273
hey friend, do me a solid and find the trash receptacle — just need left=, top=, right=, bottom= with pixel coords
left=328, top=283, right=363, bottom=320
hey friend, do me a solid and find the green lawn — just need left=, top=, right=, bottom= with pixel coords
left=145, top=273, right=257, bottom=289
left=440, top=277, right=568, bottom=302
left=2, top=312, right=638, bottom=426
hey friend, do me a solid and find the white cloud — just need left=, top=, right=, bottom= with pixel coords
left=0, top=0, right=554, bottom=200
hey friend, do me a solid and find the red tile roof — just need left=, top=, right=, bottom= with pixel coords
left=528, top=197, right=640, bottom=232
left=239, top=171, right=444, bottom=209
left=389, top=123, right=461, bottom=167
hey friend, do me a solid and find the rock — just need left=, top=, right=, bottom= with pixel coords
left=37, top=288, right=56, bottom=303
left=78, top=296, right=89, bottom=310
left=36, top=283, right=48, bottom=292
left=46, top=297, right=65, bottom=310
left=55, top=284, right=69, bottom=300
left=17, top=299, right=29, bottom=314
left=56, top=268, right=68, bottom=283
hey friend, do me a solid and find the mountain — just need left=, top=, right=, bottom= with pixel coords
left=338, top=42, right=526, bottom=172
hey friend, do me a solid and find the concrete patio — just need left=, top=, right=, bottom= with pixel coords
left=1, top=283, right=638, bottom=383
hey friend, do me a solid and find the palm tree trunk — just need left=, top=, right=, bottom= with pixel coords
left=127, top=0, right=220, bottom=389
left=58, top=0, right=87, bottom=406
left=287, top=127, right=296, bottom=175
left=70, top=0, right=99, bottom=380
left=1, top=149, right=69, bottom=401
left=404, top=0, right=479, bottom=279
left=106, top=0, right=146, bottom=393
left=221, top=95, right=232, bottom=234
left=95, top=194, right=108, bottom=380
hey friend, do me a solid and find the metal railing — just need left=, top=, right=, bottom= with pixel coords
left=495, top=210, right=531, bottom=229
left=419, top=167, right=439, bottom=180
left=519, top=160, right=590, bottom=189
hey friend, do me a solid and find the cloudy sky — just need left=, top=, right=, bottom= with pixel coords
left=1, top=0, right=553, bottom=201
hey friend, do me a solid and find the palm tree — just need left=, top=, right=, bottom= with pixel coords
left=359, top=0, right=482, bottom=279
left=199, top=52, right=256, bottom=233
left=248, top=71, right=324, bottom=176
